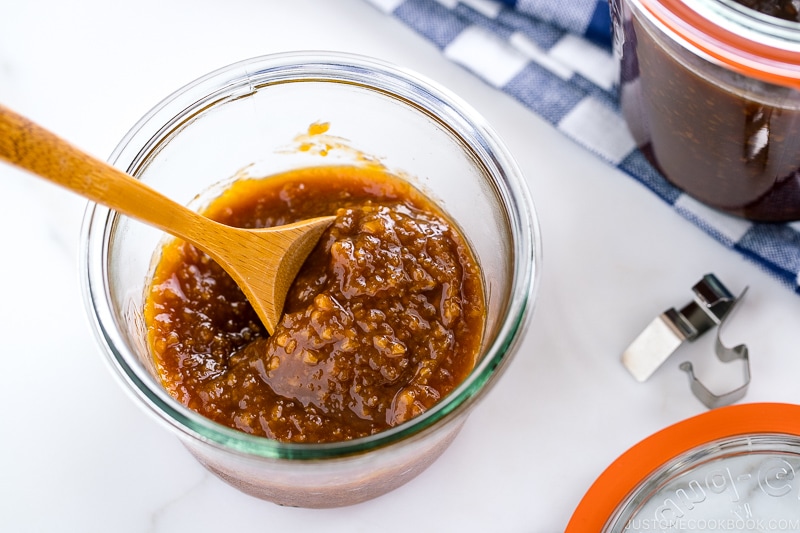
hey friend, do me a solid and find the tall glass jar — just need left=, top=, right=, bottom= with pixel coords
left=612, top=0, right=800, bottom=221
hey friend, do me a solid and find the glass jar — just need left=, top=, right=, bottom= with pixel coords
left=612, top=0, right=800, bottom=221
left=81, top=52, right=541, bottom=508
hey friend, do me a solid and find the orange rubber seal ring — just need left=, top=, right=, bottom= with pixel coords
left=565, top=403, right=800, bottom=531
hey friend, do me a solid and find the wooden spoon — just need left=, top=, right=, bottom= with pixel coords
left=0, top=105, right=335, bottom=335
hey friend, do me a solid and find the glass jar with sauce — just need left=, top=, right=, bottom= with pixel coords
left=612, top=0, right=800, bottom=221
left=81, top=52, right=541, bottom=508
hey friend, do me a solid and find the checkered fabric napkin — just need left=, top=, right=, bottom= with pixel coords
left=364, top=0, right=800, bottom=296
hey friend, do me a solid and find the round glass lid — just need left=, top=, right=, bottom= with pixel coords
left=567, top=403, right=800, bottom=532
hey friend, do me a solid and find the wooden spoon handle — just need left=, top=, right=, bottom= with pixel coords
left=0, top=104, right=209, bottom=243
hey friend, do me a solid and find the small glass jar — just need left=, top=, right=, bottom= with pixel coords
left=612, top=0, right=800, bottom=221
left=81, top=52, right=541, bottom=508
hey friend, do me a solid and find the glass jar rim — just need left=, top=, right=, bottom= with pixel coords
left=80, top=51, right=542, bottom=461
left=630, top=0, right=800, bottom=89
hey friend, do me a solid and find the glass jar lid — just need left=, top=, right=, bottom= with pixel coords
left=567, top=403, right=800, bottom=532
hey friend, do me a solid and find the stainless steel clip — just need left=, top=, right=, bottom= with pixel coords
left=621, top=274, right=750, bottom=408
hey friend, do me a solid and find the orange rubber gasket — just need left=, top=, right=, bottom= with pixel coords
left=565, top=403, right=800, bottom=531
left=638, top=0, right=800, bottom=90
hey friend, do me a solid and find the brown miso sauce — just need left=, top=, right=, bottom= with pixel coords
left=732, top=0, right=800, bottom=22
left=144, top=165, right=485, bottom=443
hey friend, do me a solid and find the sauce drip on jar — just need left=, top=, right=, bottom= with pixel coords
left=144, top=165, right=485, bottom=443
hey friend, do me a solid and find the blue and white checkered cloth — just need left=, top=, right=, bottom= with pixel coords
left=365, top=0, right=800, bottom=296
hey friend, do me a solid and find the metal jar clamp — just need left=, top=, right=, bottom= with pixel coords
left=621, top=274, right=750, bottom=409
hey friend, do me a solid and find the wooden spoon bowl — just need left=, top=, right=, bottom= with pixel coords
left=0, top=105, right=334, bottom=334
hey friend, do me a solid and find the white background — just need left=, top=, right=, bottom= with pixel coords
left=2, top=0, right=800, bottom=531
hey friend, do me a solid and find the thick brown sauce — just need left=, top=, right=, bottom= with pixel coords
left=732, top=0, right=800, bottom=21
left=144, top=166, right=485, bottom=443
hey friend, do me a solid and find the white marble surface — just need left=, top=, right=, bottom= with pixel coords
left=2, top=1, right=800, bottom=531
